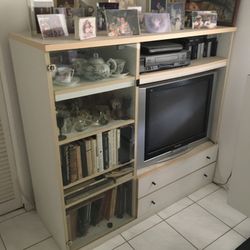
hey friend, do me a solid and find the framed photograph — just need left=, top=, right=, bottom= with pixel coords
left=192, top=11, right=217, bottom=29
left=37, top=14, right=69, bottom=38
left=144, top=13, right=171, bottom=33
left=110, top=0, right=136, bottom=10
left=34, top=7, right=53, bottom=33
left=149, top=0, right=166, bottom=13
left=75, top=17, right=96, bottom=40
left=53, top=7, right=85, bottom=33
left=167, top=0, right=185, bottom=31
left=96, top=2, right=119, bottom=31
left=186, top=0, right=241, bottom=26
left=105, top=9, right=140, bottom=36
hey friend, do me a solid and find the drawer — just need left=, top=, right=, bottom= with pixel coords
left=138, top=142, right=218, bottom=198
left=138, top=163, right=215, bottom=217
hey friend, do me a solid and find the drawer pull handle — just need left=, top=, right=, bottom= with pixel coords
left=151, top=201, right=156, bottom=205
left=204, top=174, right=208, bottom=178
left=152, top=181, right=156, bottom=186
left=206, top=156, right=211, bottom=160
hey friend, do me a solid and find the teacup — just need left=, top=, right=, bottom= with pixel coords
left=55, top=66, right=74, bottom=83
left=112, top=59, right=126, bottom=75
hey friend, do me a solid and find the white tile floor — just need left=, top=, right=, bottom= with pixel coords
left=0, top=183, right=249, bottom=250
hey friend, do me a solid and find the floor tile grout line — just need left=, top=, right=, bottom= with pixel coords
left=231, top=228, right=248, bottom=240
left=200, top=227, right=231, bottom=250
left=158, top=201, right=194, bottom=221
left=195, top=201, right=243, bottom=229
left=119, top=234, right=135, bottom=250
left=232, top=217, right=249, bottom=230
left=22, top=236, right=52, bottom=250
left=0, top=233, right=7, bottom=250
left=164, top=220, right=198, bottom=250
left=120, top=219, right=163, bottom=242
left=188, top=185, right=222, bottom=203
left=0, top=209, right=27, bottom=224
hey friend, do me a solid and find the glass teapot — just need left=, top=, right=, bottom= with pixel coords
left=84, top=53, right=117, bottom=81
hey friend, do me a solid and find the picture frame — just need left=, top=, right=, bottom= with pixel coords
left=192, top=11, right=217, bottom=29
left=105, top=9, right=140, bottom=36
left=167, top=0, right=185, bottom=31
left=144, top=12, right=171, bottom=33
left=185, top=0, right=241, bottom=26
left=149, top=0, right=166, bottom=12
left=37, top=14, right=69, bottom=39
left=75, top=17, right=96, bottom=40
left=96, top=2, right=119, bottom=31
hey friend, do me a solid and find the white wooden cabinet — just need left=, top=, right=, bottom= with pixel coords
left=137, top=142, right=217, bottom=217
left=9, top=26, right=235, bottom=250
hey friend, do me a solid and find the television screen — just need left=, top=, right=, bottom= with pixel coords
left=144, top=74, right=213, bottom=160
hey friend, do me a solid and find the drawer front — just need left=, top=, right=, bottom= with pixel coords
left=138, top=143, right=218, bottom=198
left=138, top=163, right=215, bottom=217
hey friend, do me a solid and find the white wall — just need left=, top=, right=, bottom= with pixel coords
left=214, top=0, right=250, bottom=185
left=0, top=0, right=34, bottom=209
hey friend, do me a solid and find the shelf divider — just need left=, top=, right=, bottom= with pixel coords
left=139, top=56, right=227, bottom=85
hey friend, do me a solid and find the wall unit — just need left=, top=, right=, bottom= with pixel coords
left=9, top=26, right=236, bottom=250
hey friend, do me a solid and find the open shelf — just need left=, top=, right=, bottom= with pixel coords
left=58, top=119, right=135, bottom=146
left=63, top=160, right=135, bottom=191
left=54, top=75, right=135, bottom=102
left=64, top=176, right=135, bottom=209
left=71, top=214, right=134, bottom=250
left=139, top=56, right=227, bottom=85
left=10, top=27, right=236, bottom=52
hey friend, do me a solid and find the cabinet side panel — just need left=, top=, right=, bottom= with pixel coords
left=10, top=40, right=67, bottom=250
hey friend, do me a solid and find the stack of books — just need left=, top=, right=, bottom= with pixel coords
left=60, top=125, right=134, bottom=186
left=66, top=181, right=133, bottom=241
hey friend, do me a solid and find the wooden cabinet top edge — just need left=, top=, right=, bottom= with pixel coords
left=9, top=27, right=237, bottom=52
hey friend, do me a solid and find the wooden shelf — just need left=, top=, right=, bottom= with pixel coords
left=63, top=160, right=135, bottom=191
left=54, top=75, right=136, bottom=102
left=64, top=176, right=135, bottom=209
left=10, top=27, right=236, bottom=52
left=58, top=119, right=135, bottom=146
left=139, top=56, right=227, bottom=85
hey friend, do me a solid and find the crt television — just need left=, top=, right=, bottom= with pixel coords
left=137, top=71, right=216, bottom=169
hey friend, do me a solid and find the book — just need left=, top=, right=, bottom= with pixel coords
left=118, top=125, right=134, bottom=164
left=77, top=204, right=91, bottom=237
left=115, top=185, right=125, bottom=218
left=96, top=133, right=104, bottom=172
left=67, top=209, right=78, bottom=241
left=75, top=144, right=82, bottom=179
left=37, top=14, right=69, bottom=39
left=60, top=144, right=69, bottom=186
left=91, top=138, right=98, bottom=173
left=78, top=140, right=88, bottom=177
left=108, top=130, right=114, bottom=167
left=102, top=132, right=109, bottom=169
left=85, top=138, right=93, bottom=176
left=109, top=187, right=117, bottom=219
left=68, top=144, right=78, bottom=183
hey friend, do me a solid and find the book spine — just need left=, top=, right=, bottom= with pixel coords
left=113, top=129, right=117, bottom=166
left=69, top=144, right=78, bottom=183
left=78, top=140, right=88, bottom=177
left=60, top=145, right=69, bottom=186
left=96, top=133, right=104, bottom=172
left=85, top=138, right=93, bottom=176
left=91, top=138, right=98, bottom=173
left=102, top=132, right=109, bottom=170
left=108, top=130, right=114, bottom=168
left=76, top=144, right=82, bottom=180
